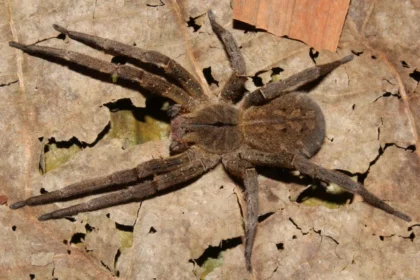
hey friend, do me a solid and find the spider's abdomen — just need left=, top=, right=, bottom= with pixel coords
left=242, top=93, right=325, bottom=158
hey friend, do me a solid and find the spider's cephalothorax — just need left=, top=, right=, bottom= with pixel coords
left=171, top=103, right=243, bottom=154
left=9, top=10, right=411, bottom=273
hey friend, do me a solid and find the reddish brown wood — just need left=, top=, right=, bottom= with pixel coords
left=0, top=195, right=7, bottom=205
left=233, top=0, right=350, bottom=51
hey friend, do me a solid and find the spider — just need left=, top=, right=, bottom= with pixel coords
left=9, top=10, right=411, bottom=272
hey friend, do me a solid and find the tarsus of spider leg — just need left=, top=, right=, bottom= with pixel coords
left=37, top=155, right=220, bottom=221
left=244, top=55, right=354, bottom=108
left=51, top=24, right=206, bottom=100
left=38, top=180, right=156, bottom=221
left=10, top=200, right=26, bottom=209
left=293, top=155, right=411, bottom=222
left=8, top=42, right=195, bottom=107
left=10, top=152, right=192, bottom=210
left=244, top=168, right=259, bottom=272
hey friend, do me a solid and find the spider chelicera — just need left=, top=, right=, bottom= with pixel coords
left=9, top=10, right=411, bottom=272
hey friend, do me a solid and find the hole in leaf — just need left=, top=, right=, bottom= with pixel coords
left=271, top=67, right=284, bottom=76
left=371, top=55, right=377, bottom=59
left=276, top=243, right=284, bottom=250
left=64, top=217, right=76, bottom=222
left=309, top=48, right=319, bottom=63
left=111, top=56, right=128, bottom=65
left=114, top=249, right=122, bottom=274
left=42, top=120, right=110, bottom=173
left=409, top=232, right=415, bottom=241
left=57, top=33, right=66, bottom=40
left=12, top=225, right=17, bottom=231
left=85, top=223, right=95, bottom=233
left=149, top=226, right=157, bottom=234
left=186, top=16, right=202, bottom=32
left=401, top=61, right=410, bottom=68
left=100, top=261, right=112, bottom=272
left=190, top=237, right=242, bottom=266
left=116, top=223, right=134, bottom=232
left=351, top=50, right=363, bottom=56
left=203, top=67, right=219, bottom=87
left=40, top=188, right=48, bottom=194
left=258, top=212, right=274, bottom=223
left=70, top=233, right=86, bottom=245
left=296, top=183, right=353, bottom=207
left=29, top=274, right=35, bottom=280
left=406, top=145, right=416, bottom=152
left=146, top=0, right=164, bottom=7
left=252, top=75, right=264, bottom=87
left=409, top=69, right=420, bottom=83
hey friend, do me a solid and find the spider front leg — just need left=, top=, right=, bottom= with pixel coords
left=240, top=150, right=411, bottom=222
left=9, top=42, right=198, bottom=110
left=17, top=148, right=220, bottom=221
left=244, top=55, right=354, bottom=108
left=11, top=147, right=201, bottom=208
left=223, top=155, right=258, bottom=272
left=52, top=25, right=206, bottom=100
left=208, top=10, right=248, bottom=103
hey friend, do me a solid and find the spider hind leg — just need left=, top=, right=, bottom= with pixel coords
left=223, top=154, right=259, bottom=272
left=240, top=150, right=411, bottom=222
left=292, top=155, right=411, bottom=222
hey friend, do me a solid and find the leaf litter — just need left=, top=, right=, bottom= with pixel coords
left=1, top=0, right=419, bottom=279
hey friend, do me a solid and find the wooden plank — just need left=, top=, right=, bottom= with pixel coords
left=233, top=0, right=350, bottom=51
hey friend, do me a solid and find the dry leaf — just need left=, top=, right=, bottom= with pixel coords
left=1, top=0, right=419, bottom=279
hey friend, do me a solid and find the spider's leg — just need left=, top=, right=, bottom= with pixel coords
left=243, top=55, right=354, bottom=108
left=10, top=148, right=200, bottom=209
left=37, top=150, right=221, bottom=221
left=223, top=155, right=258, bottom=272
left=243, top=168, right=258, bottom=272
left=9, top=42, right=197, bottom=110
left=52, top=25, right=206, bottom=100
left=240, top=150, right=411, bottom=222
left=292, top=155, right=411, bottom=221
left=208, top=10, right=248, bottom=103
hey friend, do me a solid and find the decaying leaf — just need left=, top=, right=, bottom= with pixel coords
left=1, top=0, right=419, bottom=279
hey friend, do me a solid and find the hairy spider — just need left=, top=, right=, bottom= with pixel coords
left=9, top=10, right=411, bottom=272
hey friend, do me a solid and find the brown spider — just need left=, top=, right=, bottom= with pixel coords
left=9, top=10, right=411, bottom=272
